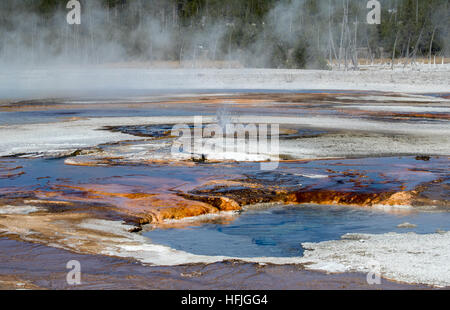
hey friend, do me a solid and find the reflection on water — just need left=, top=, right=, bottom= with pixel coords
left=144, top=204, right=450, bottom=258
left=0, top=237, right=423, bottom=290
left=0, top=90, right=449, bottom=289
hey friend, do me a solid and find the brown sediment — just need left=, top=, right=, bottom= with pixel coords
left=189, top=183, right=418, bottom=208
left=32, top=184, right=241, bottom=226
left=286, top=190, right=416, bottom=207
left=0, top=166, right=23, bottom=171
left=149, top=199, right=223, bottom=224
left=1, top=177, right=244, bottom=234
left=60, top=116, right=89, bottom=122
left=0, top=164, right=25, bottom=179
left=50, top=185, right=158, bottom=200
left=0, top=92, right=374, bottom=112
left=65, top=155, right=277, bottom=168
left=0, top=237, right=431, bottom=290
left=0, top=198, right=238, bottom=265
left=337, top=108, right=450, bottom=120
left=0, top=161, right=447, bottom=279
left=1, top=91, right=449, bottom=283
left=64, top=156, right=127, bottom=167
left=2, top=160, right=447, bottom=234
left=188, top=174, right=450, bottom=210
left=199, top=179, right=264, bottom=189
left=187, top=187, right=289, bottom=206
left=0, top=171, right=25, bottom=179
left=24, top=199, right=76, bottom=206
left=177, top=194, right=241, bottom=212
left=0, top=212, right=106, bottom=254
left=187, top=171, right=434, bottom=208
left=412, top=179, right=450, bottom=208
left=1, top=150, right=448, bottom=240
left=64, top=156, right=199, bottom=167
left=0, top=275, right=43, bottom=290
left=0, top=210, right=158, bottom=265
left=380, top=113, right=449, bottom=120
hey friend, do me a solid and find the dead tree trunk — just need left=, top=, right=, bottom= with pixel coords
left=411, top=27, right=424, bottom=65
left=429, top=27, right=436, bottom=65
left=338, top=0, right=347, bottom=69
left=404, top=35, right=411, bottom=68
left=392, top=31, right=399, bottom=70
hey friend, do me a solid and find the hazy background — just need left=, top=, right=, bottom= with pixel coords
left=0, top=0, right=448, bottom=99
left=1, top=0, right=448, bottom=68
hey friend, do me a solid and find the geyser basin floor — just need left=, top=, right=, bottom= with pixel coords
left=0, top=237, right=428, bottom=290
left=143, top=204, right=450, bottom=258
left=0, top=90, right=449, bottom=289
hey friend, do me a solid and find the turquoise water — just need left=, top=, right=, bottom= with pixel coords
left=144, top=205, right=450, bottom=258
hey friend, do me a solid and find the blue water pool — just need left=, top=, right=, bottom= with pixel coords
left=144, top=205, right=450, bottom=258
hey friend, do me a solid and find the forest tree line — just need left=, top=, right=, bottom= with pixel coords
left=0, top=0, right=448, bottom=68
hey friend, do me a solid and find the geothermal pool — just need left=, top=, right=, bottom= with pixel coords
left=0, top=90, right=449, bottom=289
left=144, top=204, right=450, bottom=258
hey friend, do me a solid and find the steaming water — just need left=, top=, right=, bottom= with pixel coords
left=144, top=205, right=450, bottom=258
left=1, top=89, right=449, bottom=288
left=216, top=106, right=232, bottom=130
left=0, top=89, right=349, bottom=126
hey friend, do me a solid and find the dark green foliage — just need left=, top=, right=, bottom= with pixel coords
left=0, top=0, right=448, bottom=68
left=292, top=43, right=307, bottom=69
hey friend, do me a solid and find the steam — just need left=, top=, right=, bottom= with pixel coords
left=1, top=0, right=448, bottom=68
left=0, top=0, right=338, bottom=67
left=216, top=106, right=232, bottom=131
left=0, top=0, right=448, bottom=99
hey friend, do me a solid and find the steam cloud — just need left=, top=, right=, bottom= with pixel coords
left=0, top=0, right=448, bottom=99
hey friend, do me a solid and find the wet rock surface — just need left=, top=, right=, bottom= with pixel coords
left=0, top=91, right=449, bottom=288
left=0, top=237, right=430, bottom=290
